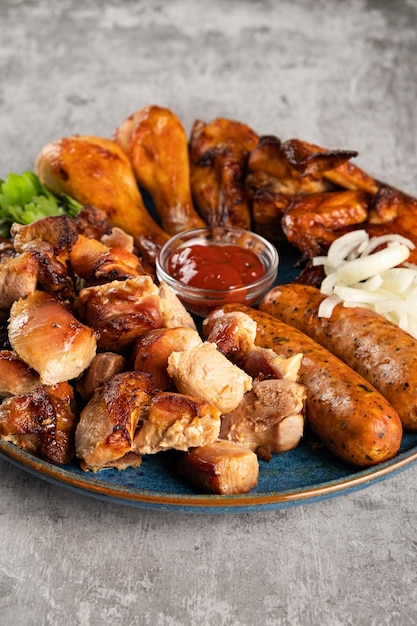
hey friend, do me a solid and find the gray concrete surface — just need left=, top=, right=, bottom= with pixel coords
left=1, top=1, right=417, bottom=624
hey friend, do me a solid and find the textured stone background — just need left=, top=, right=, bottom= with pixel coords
left=1, top=1, right=417, bottom=624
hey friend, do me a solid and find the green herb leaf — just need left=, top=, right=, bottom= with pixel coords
left=0, top=171, right=83, bottom=236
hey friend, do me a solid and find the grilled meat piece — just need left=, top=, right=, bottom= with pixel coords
left=0, top=350, right=40, bottom=397
left=75, top=371, right=155, bottom=472
left=134, top=391, right=221, bottom=454
left=204, top=310, right=303, bottom=382
left=11, top=216, right=79, bottom=302
left=157, top=282, right=197, bottom=330
left=284, top=139, right=378, bottom=194
left=178, top=439, right=259, bottom=495
left=220, top=379, right=305, bottom=459
left=132, top=327, right=202, bottom=390
left=115, top=105, right=205, bottom=235
left=8, top=290, right=97, bottom=385
left=74, top=205, right=114, bottom=241
left=77, top=276, right=163, bottom=352
left=0, top=251, right=39, bottom=315
left=189, top=117, right=258, bottom=229
left=11, top=215, right=79, bottom=259
left=167, top=341, right=252, bottom=415
left=35, top=135, right=170, bottom=266
left=76, top=352, right=127, bottom=401
left=0, top=385, right=77, bottom=464
left=69, top=234, right=146, bottom=286
left=282, top=190, right=369, bottom=258
left=247, top=135, right=335, bottom=199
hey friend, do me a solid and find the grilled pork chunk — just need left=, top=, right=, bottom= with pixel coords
left=132, top=327, right=202, bottom=390
left=11, top=217, right=78, bottom=302
left=69, top=234, right=145, bottom=285
left=158, top=282, right=197, bottom=330
left=11, top=215, right=79, bottom=259
left=0, top=385, right=77, bottom=464
left=178, top=440, right=259, bottom=495
left=75, top=371, right=155, bottom=472
left=167, top=341, right=252, bottom=414
left=76, top=352, right=127, bottom=401
left=220, top=379, right=306, bottom=459
left=0, top=252, right=39, bottom=315
left=78, top=275, right=163, bottom=351
left=134, top=392, right=221, bottom=454
left=8, top=290, right=97, bottom=385
left=204, top=310, right=302, bottom=381
left=0, top=350, right=40, bottom=397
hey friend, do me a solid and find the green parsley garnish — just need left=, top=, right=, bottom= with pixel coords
left=0, top=171, right=83, bottom=237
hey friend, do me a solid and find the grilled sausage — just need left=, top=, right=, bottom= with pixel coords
left=203, top=304, right=402, bottom=467
left=260, top=283, right=417, bottom=431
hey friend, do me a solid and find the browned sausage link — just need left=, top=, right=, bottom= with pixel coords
left=260, top=283, right=417, bottom=431
left=203, top=303, right=402, bottom=468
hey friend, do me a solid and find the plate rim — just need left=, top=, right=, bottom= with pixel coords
left=1, top=438, right=417, bottom=511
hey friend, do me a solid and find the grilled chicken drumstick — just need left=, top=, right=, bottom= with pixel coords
left=35, top=135, right=169, bottom=266
left=115, top=105, right=205, bottom=235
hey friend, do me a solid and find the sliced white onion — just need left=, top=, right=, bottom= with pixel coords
left=313, top=230, right=417, bottom=338
left=359, top=233, right=415, bottom=257
left=336, top=243, right=410, bottom=285
left=326, top=230, right=369, bottom=268
left=318, top=294, right=342, bottom=318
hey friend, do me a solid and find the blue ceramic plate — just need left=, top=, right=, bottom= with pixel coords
left=1, top=240, right=417, bottom=513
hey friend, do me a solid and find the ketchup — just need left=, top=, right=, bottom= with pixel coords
left=167, top=243, right=265, bottom=290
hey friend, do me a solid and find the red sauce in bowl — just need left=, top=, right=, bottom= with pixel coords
left=167, top=243, right=266, bottom=290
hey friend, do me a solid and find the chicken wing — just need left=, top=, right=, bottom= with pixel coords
left=189, top=117, right=258, bottom=229
left=115, top=105, right=205, bottom=235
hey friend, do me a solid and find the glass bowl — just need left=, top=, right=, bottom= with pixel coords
left=155, top=227, right=279, bottom=317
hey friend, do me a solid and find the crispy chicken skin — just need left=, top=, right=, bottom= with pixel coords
left=8, top=290, right=97, bottom=385
left=189, top=117, right=258, bottom=229
left=167, top=341, right=253, bottom=415
left=77, top=276, right=163, bottom=352
left=132, top=327, right=202, bottom=390
left=220, top=379, right=305, bottom=459
left=134, top=391, right=221, bottom=454
left=0, top=385, right=77, bottom=464
left=115, top=105, right=205, bottom=235
left=75, top=371, right=155, bottom=472
left=178, top=440, right=259, bottom=495
left=35, top=135, right=170, bottom=266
